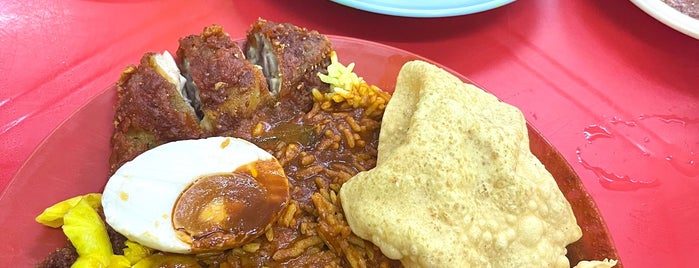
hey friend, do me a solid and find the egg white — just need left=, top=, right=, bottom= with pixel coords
left=101, top=137, right=276, bottom=253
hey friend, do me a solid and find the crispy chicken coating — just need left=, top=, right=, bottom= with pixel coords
left=109, top=52, right=202, bottom=173
left=177, top=25, right=272, bottom=135
left=245, top=18, right=333, bottom=113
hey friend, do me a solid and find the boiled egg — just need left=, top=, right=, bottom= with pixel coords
left=102, top=137, right=289, bottom=254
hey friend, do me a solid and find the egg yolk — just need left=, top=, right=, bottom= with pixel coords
left=172, top=159, right=289, bottom=252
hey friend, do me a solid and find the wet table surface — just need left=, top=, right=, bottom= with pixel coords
left=1, top=0, right=698, bottom=267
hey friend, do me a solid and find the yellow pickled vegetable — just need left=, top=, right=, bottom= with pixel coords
left=36, top=194, right=133, bottom=267
left=35, top=193, right=102, bottom=228
left=63, top=198, right=130, bottom=267
left=71, top=254, right=130, bottom=268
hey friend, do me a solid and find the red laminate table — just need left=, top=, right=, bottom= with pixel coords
left=1, top=0, right=698, bottom=267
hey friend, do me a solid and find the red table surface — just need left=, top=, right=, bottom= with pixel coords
left=1, top=0, right=698, bottom=266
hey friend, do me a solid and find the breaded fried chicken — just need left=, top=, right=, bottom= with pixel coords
left=177, top=25, right=272, bottom=135
left=245, top=18, right=333, bottom=113
left=109, top=52, right=202, bottom=173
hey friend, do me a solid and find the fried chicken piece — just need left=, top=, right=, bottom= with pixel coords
left=109, top=52, right=202, bottom=173
left=245, top=18, right=333, bottom=113
left=177, top=25, right=272, bottom=135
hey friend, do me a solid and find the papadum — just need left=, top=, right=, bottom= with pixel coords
left=340, top=60, right=583, bottom=267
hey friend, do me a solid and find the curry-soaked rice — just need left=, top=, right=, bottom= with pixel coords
left=186, top=65, right=399, bottom=267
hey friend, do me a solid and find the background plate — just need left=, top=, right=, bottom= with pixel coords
left=331, top=0, right=516, bottom=17
left=0, top=36, right=618, bottom=266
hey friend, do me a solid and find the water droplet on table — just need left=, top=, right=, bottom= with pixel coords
left=576, top=114, right=698, bottom=190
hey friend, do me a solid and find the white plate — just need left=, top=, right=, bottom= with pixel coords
left=331, top=0, right=516, bottom=18
left=631, top=0, right=699, bottom=39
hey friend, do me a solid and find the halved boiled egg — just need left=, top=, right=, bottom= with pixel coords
left=102, top=137, right=289, bottom=254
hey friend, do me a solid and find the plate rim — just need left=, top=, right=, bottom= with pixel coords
left=330, top=0, right=516, bottom=18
